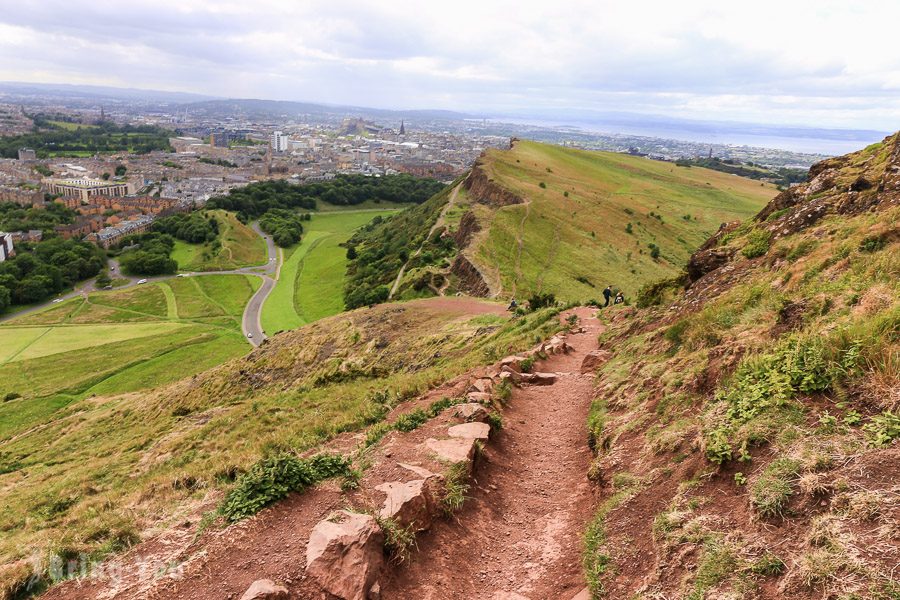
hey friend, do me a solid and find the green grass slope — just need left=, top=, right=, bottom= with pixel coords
left=171, top=210, right=267, bottom=272
left=580, top=134, right=899, bottom=599
left=0, top=274, right=259, bottom=432
left=468, top=140, right=776, bottom=301
left=0, top=297, right=563, bottom=592
left=261, top=209, right=399, bottom=333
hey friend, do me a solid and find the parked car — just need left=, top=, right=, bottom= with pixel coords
left=137, top=279, right=147, bottom=284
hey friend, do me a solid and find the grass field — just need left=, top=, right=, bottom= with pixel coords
left=0, top=274, right=259, bottom=413
left=171, top=210, right=267, bottom=271
left=462, top=141, right=776, bottom=301
left=261, top=209, right=398, bottom=333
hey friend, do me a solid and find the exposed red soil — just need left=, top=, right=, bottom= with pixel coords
left=381, top=306, right=602, bottom=599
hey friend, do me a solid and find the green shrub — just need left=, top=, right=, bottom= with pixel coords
left=859, top=235, right=886, bottom=253
left=220, top=453, right=351, bottom=521
left=863, top=411, right=899, bottom=447
left=519, top=356, right=535, bottom=373
left=527, top=292, right=556, bottom=311
left=750, top=551, right=786, bottom=575
left=394, top=408, right=429, bottom=432
left=751, top=458, right=800, bottom=518
left=635, top=273, right=687, bottom=308
left=742, top=228, right=772, bottom=259
left=376, top=516, right=417, bottom=564
left=442, top=463, right=470, bottom=514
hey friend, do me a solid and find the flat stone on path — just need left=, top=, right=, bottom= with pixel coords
left=239, top=580, right=289, bottom=600
left=424, top=437, right=477, bottom=464
left=529, top=372, right=557, bottom=385
left=448, top=422, right=491, bottom=440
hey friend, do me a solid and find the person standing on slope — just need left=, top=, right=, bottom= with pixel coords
left=603, top=285, right=612, bottom=307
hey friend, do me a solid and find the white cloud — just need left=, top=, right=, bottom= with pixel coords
left=0, top=0, right=898, bottom=129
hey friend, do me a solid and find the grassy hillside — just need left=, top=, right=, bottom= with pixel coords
left=468, top=141, right=775, bottom=300
left=0, top=297, right=564, bottom=592
left=261, top=209, right=399, bottom=333
left=171, top=210, right=267, bottom=272
left=0, top=274, right=258, bottom=436
left=580, top=134, right=899, bottom=598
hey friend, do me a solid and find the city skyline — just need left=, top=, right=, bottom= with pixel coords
left=1, top=0, right=898, bottom=132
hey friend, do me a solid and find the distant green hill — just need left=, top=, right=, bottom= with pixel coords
left=346, top=140, right=777, bottom=305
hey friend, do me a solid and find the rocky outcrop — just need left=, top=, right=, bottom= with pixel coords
left=580, top=350, right=612, bottom=374
left=453, top=210, right=481, bottom=249
left=687, top=247, right=735, bottom=284
left=239, top=580, right=289, bottom=600
left=451, top=255, right=491, bottom=297
left=452, top=402, right=490, bottom=421
left=464, top=161, right=525, bottom=207
left=424, top=437, right=478, bottom=465
left=305, top=510, right=384, bottom=600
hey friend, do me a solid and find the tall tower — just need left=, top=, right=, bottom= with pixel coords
left=399, top=120, right=406, bottom=136
left=99, top=106, right=105, bottom=122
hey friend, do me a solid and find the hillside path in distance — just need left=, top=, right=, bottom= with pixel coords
left=382, top=306, right=601, bottom=599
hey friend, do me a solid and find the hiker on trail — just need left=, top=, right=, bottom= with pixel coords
left=614, top=291, right=624, bottom=305
left=603, top=285, right=612, bottom=307
left=507, top=298, right=518, bottom=311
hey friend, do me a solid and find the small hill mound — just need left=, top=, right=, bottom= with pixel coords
left=580, top=134, right=899, bottom=598
left=347, top=140, right=775, bottom=305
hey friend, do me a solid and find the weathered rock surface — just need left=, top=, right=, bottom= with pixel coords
left=528, top=372, right=557, bottom=386
left=451, top=402, right=490, bottom=422
left=465, top=391, right=492, bottom=405
left=305, top=510, right=384, bottom=600
left=491, top=592, right=531, bottom=600
left=470, top=377, right=493, bottom=394
left=376, top=475, right=443, bottom=531
left=424, top=437, right=477, bottom=464
left=580, top=349, right=612, bottom=374
left=448, top=422, right=491, bottom=440
left=239, top=580, right=289, bottom=600
left=499, top=355, right=527, bottom=372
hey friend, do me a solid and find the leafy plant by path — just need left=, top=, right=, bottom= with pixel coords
left=219, top=453, right=351, bottom=522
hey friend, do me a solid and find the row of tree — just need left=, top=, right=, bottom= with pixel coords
left=0, top=238, right=105, bottom=309
left=207, top=175, right=445, bottom=220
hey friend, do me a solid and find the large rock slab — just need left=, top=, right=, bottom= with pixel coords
left=239, top=580, right=289, bottom=600
left=528, top=372, right=557, bottom=385
left=451, top=402, right=489, bottom=422
left=424, top=437, right=477, bottom=464
left=448, top=422, right=491, bottom=440
left=580, top=349, right=612, bottom=374
left=305, top=510, right=384, bottom=600
left=375, top=474, right=443, bottom=531
left=470, top=377, right=493, bottom=394
left=499, top=355, right=527, bottom=372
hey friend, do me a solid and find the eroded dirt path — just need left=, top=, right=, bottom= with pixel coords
left=382, top=306, right=601, bottom=600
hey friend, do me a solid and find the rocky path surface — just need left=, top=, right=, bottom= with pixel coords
left=382, top=306, right=601, bottom=600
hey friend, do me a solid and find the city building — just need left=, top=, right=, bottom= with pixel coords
left=210, top=131, right=233, bottom=148
left=0, top=186, right=45, bottom=207
left=17, top=148, right=36, bottom=161
left=42, top=177, right=131, bottom=204
left=271, top=131, right=290, bottom=153
left=0, top=231, right=14, bottom=262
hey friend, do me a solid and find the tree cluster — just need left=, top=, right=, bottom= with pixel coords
left=0, top=237, right=105, bottom=309
left=0, top=201, right=76, bottom=234
left=258, top=209, right=309, bottom=247
left=116, top=232, right=177, bottom=276
left=0, top=119, right=174, bottom=158
left=207, top=174, right=445, bottom=220
left=152, top=212, right=219, bottom=244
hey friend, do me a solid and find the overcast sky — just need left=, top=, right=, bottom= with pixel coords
left=1, top=0, right=898, bottom=130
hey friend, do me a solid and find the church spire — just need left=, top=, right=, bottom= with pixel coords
left=399, top=120, right=406, bottom=136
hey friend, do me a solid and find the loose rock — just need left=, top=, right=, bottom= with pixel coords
left=580, top=349, right=612, bottom=373
left=451, top=402, right=490, bottom=422
left=305, top=510, right=384, bottom=600
left=239, top=580, right=289, bottom=600
left=448, top=422, right=491, bottom=440
left=424, top=437, right=477, bottom=464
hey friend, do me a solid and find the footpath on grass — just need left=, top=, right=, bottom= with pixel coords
left=42, top=306, right=602, bottom=600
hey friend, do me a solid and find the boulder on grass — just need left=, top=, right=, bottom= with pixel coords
left=448, top=422, right=491, bottom=440
left=305, top=510, right=384, bottom=600
left=240, top=580, right=289, bottom=600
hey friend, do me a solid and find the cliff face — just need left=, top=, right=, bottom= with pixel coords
left=462, top=160, right=525, bottom=208
left=450, top=254, right=491, bottom=297
left=452, top=210, right=480, bottom=249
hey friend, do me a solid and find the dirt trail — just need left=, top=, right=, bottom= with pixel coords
left=382, top=306, right=601, bottom=599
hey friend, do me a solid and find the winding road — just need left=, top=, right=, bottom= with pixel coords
left=0, top=222, right=281, bottom=348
